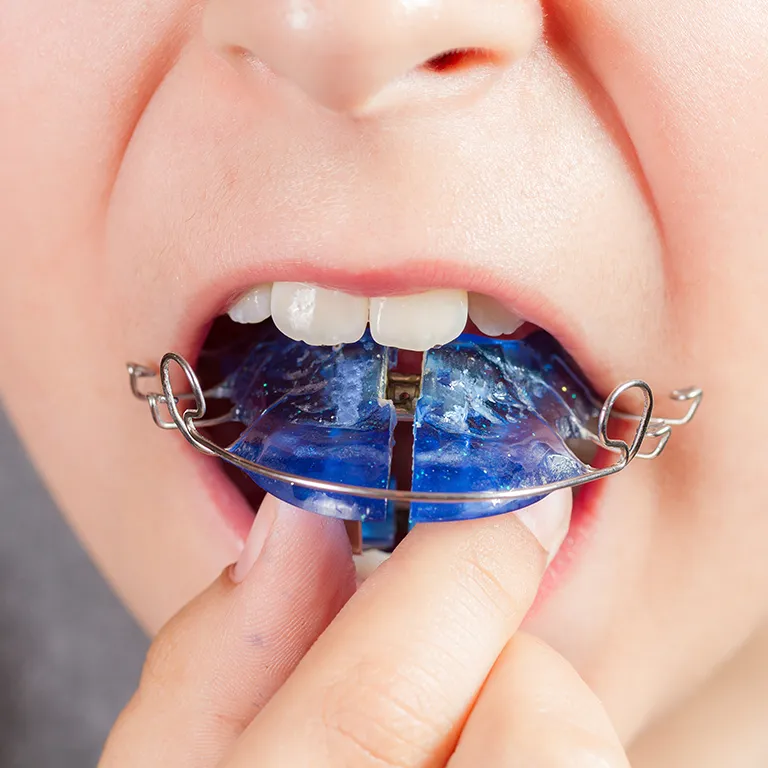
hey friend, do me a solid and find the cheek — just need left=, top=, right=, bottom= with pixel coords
left=0, top=0, right=197, bottom=370
left=0, top=0, right=241, bottom=631
left=534, top=0, right=768, bottom=733
left=557, top=0, right=768, bottom=547
left=557, top=0, right=768, bottom=285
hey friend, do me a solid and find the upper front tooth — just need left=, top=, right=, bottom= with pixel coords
left=369, top=289, right=468, bottom=352
left=467, top=293, right=524, bottom=336
left=228, top=284, right=273, bottom=324
left=271, top=282, right=369, bottom=346
left=228, top=282, right=475, bottom=350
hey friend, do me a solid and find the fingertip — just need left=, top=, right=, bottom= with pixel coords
left=514, top=490, right=573, bottom=565
left=231, top=494, right=279, bottom=583
left=231, top=495, right=356, bottom=591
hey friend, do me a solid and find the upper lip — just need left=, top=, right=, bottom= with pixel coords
left=111, top=43, right=665, bottom=409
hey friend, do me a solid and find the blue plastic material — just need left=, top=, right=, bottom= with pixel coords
left=220, top=329, right=599, bottom=538
left=410, top=334, right=597, bottom=523
left=226, top=333, right=397, bottom=521
left=360, top=480, right=399, bottom=550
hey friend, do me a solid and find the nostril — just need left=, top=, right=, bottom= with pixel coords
left=422, top=47, right=500, bottom=74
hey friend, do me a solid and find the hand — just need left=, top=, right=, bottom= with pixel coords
left=99, top=492, right=630, bottom=767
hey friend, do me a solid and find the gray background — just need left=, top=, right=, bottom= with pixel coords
left=0, top=408, right=148, bottom=767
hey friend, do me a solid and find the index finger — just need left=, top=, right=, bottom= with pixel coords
left=227, top=490, right=572, bottom=768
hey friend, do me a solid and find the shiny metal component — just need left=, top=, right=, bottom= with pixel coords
left=387, top=372, right=421, bottom=418
left=127, top=355, right=702, bottom=506
left=587, top=384, right=701, bottom=460
left=127, top=361, right=235, bottom=430
left=611, top=385, right=703, bottom=428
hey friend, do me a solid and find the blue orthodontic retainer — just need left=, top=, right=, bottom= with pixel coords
left=128, top=330, right=703, bottom=551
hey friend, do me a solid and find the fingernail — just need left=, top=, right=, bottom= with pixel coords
left=231, top=495, right=279, bottom=583
left=515, top=490, right=573, bottom=566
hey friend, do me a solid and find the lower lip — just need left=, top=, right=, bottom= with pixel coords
left=196, top=448, right=259, bottom=540
left=529, top=455, right=608, bottom=613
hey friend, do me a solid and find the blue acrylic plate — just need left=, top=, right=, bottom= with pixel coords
left=226, top=333, right=397, bottom=522
left=410, top=334, right=598, bottom=523
left=219, top=329, right=600, bottom=537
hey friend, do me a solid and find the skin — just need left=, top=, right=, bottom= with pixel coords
left=1, top=0, right=767, bottom=763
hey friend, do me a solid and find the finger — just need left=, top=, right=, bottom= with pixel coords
left=226, top=490, right=573, bottom=768
left=449, top=633, right=630, bottom=767
left=99, top=495, right=356, bottom=768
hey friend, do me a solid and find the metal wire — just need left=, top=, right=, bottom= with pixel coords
left=127, top=354, right=702, bottom=505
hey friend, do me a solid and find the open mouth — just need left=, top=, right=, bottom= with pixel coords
left=182, top=282, right=610, bottom=553
left=129, top=274, right=701, bottom=578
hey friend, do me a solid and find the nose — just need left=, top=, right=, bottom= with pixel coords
left=203, top=0, right=543, bottom=113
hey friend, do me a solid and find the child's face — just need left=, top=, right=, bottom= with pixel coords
left=1, top=0, right=767, bottom=742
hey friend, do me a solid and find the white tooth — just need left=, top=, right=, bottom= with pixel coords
left=369, top=289, right=468, bottom=351
left=228, top=284, right=273, bottom=324
left=467, top=293, right=524, bottom=336
left=271, top=282, right=369, bottom=345
left=354, top=549, right=391, bottom=586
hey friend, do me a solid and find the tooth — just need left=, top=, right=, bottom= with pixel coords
left=370, top=289, right=468, bottom=351
left=271, top=282, right=369, bottom=345
left=468, top=293, right=524, bottom=336
left=228, top=284, right=273, bottom=324
left=355, top=549, right=391, bottom=586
